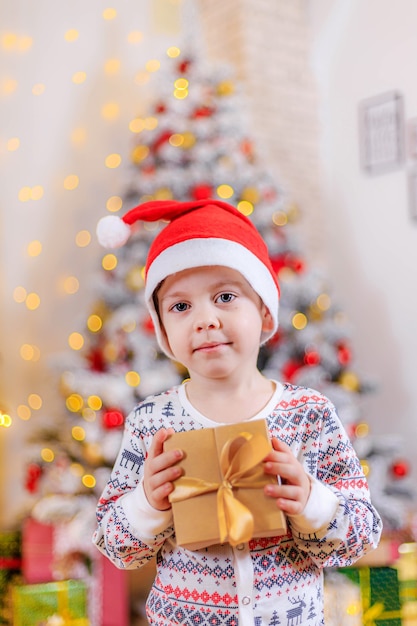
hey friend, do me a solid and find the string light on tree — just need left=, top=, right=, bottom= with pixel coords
left=0, top=410, right=12, bottom=428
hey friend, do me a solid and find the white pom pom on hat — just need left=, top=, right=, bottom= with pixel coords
left=96, top=215, right=131, bottom=248
left=96, top=199, right=280, bottom=359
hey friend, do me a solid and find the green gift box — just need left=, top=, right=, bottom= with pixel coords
left=0, top=532, right=22, bottom=625
left=0, top=571, right=21, bottom=625
left=0, top=530, right=21, bottom=570
left=0, top=530, right=21, bottom=559
left=12, top=579, right=89, bottom=626
left=339, top=566, right=402, bottom=626
left=395, top=542, right=417, bottom=604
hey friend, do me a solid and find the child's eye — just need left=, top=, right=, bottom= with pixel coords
left=172, top=302, right=189, bottom=312
left=217, top=293, right=235, bottom=304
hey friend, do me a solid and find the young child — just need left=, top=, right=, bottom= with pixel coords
left=93, top=199, right=382, bottom=626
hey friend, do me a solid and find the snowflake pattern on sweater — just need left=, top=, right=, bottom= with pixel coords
left=93, top=382, right=382, bottom=626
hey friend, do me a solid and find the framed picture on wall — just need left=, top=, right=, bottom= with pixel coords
left=359, top=91, right=405, bottom=175
left=407, top=117, right=417, bottom=159
left=408, top=168, right=417, bottom=221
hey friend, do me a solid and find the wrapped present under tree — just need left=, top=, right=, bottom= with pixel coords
left=338, top=566, right=402, bottom=626
left=22, top=518, right=55, bottom=584
left=0, top=530, right=22, bottom=625
left=12, top=579, right=89, bottom=626
left=395, top=542, right=417, bottom=626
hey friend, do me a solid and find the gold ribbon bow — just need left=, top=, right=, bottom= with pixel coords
left=44, top=617, right=89, bottom=626
left=169, top=431, right=271, bottom=546
left=362, top=602, right=385, bottom=625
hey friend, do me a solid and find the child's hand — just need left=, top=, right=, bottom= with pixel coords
left=143, top=428, right=183, bottom=511
left=263, top=437, right=311, bottom=516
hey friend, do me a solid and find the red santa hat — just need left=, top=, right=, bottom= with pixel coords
left=97, top=199, right=280, bottom=359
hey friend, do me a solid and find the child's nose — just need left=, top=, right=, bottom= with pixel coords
left=193, top=312, right=220, bottom=332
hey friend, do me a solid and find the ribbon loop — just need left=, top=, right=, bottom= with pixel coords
left=169, top=431, right=271, bottom=545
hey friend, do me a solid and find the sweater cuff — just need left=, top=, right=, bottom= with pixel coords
left=288, top=476, right=339, bottom=534
left=121, top=480, right=173, bottom=540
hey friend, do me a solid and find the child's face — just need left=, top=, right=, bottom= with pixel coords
left=156, top=266, right=274, bottom=380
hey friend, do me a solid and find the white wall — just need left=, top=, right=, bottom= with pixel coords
left=0, top=0, right=183, bottom=527
left=309, top=0, right=417, bottom=476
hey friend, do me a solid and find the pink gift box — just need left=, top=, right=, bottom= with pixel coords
left=22, top=518, right=54, bottom=584
left=91, top=554, right=129, bottom=626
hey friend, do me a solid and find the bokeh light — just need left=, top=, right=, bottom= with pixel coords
left=102, top=8, right=117, bottom=20
left=72, top=72, right=87, bottom=84
left=28, top=394, right=42, bottom=410
left=64, top=175, right=79, bottom=190
left=27, top=241, right=42, bottom=257
left=105, top=153, right=122, bottom=168
left=106, top=196, right=123, bottom=212
left=41, top=448, right=54, bottom=462
left=25, top=293, right=41, bottom=310
left=292, top=312, right=307, bottom=330
left=7, top=137, right=20, bottom=151
left=64, top=29, right=79, bottom=42
left=75, top=230, right=91, bottom=247
left=68, top=332, right=84, bottom=351
left=102, top=253, right=118, bottom=271
left=125, top=371, right=140, bottom=387
left=217, top=184, right=234, bottom=199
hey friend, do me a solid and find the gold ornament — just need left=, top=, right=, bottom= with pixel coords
left=241, top=187, right=260, bottom=205
left=131, top=145, right=149, bottom=163
left=308, top=302, right=323, bottom=321
left=339, top=371, right=360, bottom=392
left=126, top=266, right=144, bottom=291
left=154, top=187, right=173, bottom=200
left=181, top=131, right=196, bottom=149
left=84, top=442, right=104, bottom=466
left=103, top=341, right=118, bottom=363
left=217, top=80, right=235, bottom=96
left=91, top=300, right=111, bottom=324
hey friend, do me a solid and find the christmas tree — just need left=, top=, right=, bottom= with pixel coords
left=24, top=47, right=414, bottom=561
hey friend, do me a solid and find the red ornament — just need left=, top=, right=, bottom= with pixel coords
left=178, top=59, right=191, bottom=73
left=86, top=346, right=107, bottom=372
left=337, top=342, right=352, bottom=366
left=289, top=255, right=305, bottom=273
left=25, top=463, right=43, bottom=493
left=102, top=408, right=125, bottom=430
left=153, top=130, right=173, bottom=152
left=304, top=350, right=320, bottom=366
left=270, top=253, right=305, bottom=275
left=191, top=184, right=213, bottom=200
left=282, top=359, right=302, bottom=382
left=391, top=460, right=410, bottom=479
left=240, top=139, right=254, bottom=159
left=154, top=102, right=166, bottom=114
left=270, top=254, right=286, bottom=274
left=142, top=315, right=155, bottom=335
left=193, top=106, right=214, bottom=118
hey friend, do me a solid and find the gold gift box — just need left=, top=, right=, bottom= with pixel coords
left=164, top=419, right=287, bottom=550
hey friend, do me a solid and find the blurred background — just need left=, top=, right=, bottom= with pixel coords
left=1, top=1, right=417, bottom=624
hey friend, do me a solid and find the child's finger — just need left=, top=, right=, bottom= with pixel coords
left=149, top=427, right=174, bottom=459
left=271, top=437, right=292, bottom=454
